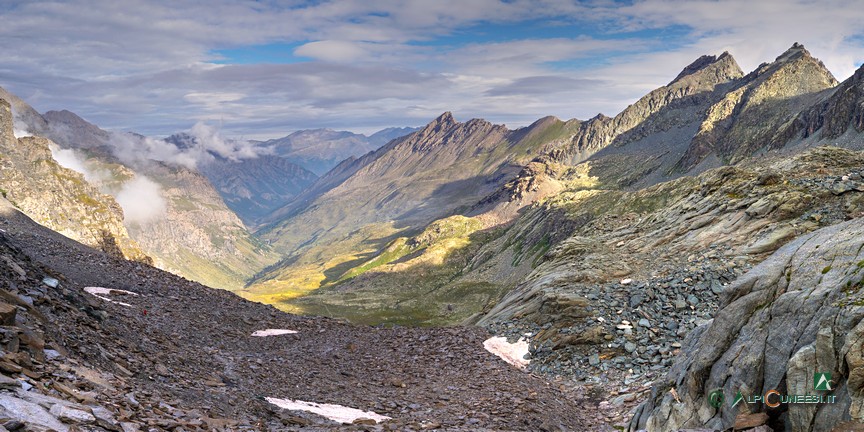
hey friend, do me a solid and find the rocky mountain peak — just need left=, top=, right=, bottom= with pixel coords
left=749, top=42, right=836, bottom=84
left=670, top=51, right=741, bottom=84
left=422, top=111, right=457, bottom=132
left=667, top=51, right=744, bottom=87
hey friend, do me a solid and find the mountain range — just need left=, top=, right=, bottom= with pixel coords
left=2, top=41, right=864, bottom=430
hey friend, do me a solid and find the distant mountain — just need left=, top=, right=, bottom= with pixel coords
left=4, top=94, right=278, bottom=290
left=165, top=132, right=319, bottom=226
left=200, top=156, right=318, bottom=226
left=260, top=126, right=420, bottom=175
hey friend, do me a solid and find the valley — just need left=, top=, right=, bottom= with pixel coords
left=1, top=21, right=864, bottom=430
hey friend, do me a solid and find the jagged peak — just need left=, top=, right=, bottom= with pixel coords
left=418, top=111, right=458, bottom=134
left=745, top=42, right=837, bottom=85
left=670, top=51, right=743, bottom=85
left=775, top=42, right=812, bottom=63
left=434, top=111, right=456, bottom=125
left=589, top=113, right=612, bottom=122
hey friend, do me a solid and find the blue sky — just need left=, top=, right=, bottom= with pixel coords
left=1, top=0, right=864, bottom=139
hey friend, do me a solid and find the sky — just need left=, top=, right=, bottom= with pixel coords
left=1, top=0, right=864, bottom=140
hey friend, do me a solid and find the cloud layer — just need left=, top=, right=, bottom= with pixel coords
left=48, top=143, right=169, bottom=224
left=1, top=1, right=864, bottom=138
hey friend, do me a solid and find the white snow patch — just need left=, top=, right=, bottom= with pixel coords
left=483, top=336, right=530, bottom=369
left=13, top=129, right=31, bottom=138
left=265, top=397, right=391, bottom=424
left=251, top=329, right=298, bottom=337
left=83, top=287, right=139, bottom=307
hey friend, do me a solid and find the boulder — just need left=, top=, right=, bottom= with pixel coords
left=629, top=218, right=864, bottom=431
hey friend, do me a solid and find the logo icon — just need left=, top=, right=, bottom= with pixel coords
left=731, top=391, right=744, bottom=408
left=708, top=389, right=725, bottom=408
left=815, top=373, right=833, bottom=391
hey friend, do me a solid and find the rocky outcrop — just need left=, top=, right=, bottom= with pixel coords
left=629, top=216, right=864, bottom=432
left=0, top=99, right=147, bottom=262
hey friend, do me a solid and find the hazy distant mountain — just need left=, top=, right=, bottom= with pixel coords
left=260, top=127, right=420, bottom=175
left=4, top=96, right=278, bottom=290
left=163, top=132, right=319, bottom=226
left=200, top=156, right=318, bottom=226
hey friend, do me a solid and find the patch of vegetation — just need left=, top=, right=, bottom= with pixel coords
left=338, top=239, right=411, bottom=281
left=822, top=265, right=833, bottom=274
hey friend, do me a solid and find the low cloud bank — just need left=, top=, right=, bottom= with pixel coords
left=115, top=176, right=167, bottom=224
left=48, top=144, right=168, bottom=224
left=107, top=122, right=270, bottom=170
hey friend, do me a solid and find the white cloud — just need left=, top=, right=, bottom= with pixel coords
left=115, top=176, right=167, bottom=224
left=47, top=143, right=168, bottom=225
left=295, top=40, right=372, bottom=63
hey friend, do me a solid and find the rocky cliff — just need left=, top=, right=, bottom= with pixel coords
left=545, top=51, right=744, bottom=165
left=674, top=43, right=838, bottom=171
left=629, top=215, right=864, bottom=431
left=0, top=98, right=147, bottom=262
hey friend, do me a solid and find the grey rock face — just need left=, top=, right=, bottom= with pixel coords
left=629, top=218, right=864, bottom=431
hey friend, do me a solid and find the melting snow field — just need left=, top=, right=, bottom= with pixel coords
left=483, top=336, right=531, bottom=369
left=251, top=329, right=298, bottom=337
left=265, top=397, right=391, bottom=424
left=83, top=287, right=139, bottom=307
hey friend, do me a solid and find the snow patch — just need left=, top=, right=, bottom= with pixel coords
left=251, top=329, right=298, bottom=337
left=483, top=336, right=530, bottom=369
left=12, top=129, right=31, bottom=138
left=265, top=397, right=391, bottom=424
left=83, top=287, right=138, bottom=307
